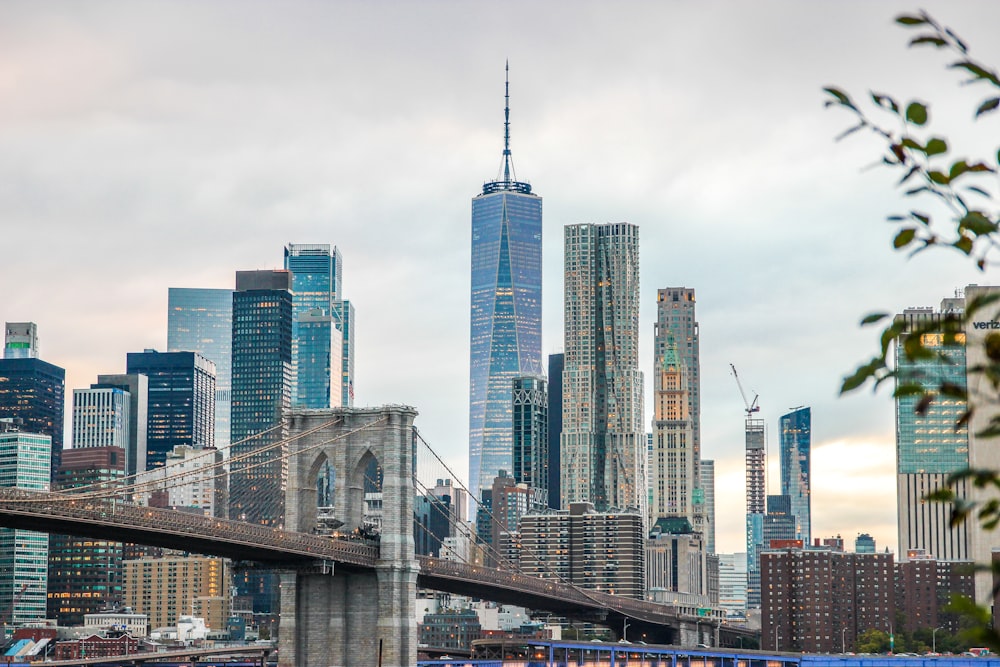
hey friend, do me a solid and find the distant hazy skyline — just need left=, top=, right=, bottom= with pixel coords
left=2, top=1, right=999, bottom=555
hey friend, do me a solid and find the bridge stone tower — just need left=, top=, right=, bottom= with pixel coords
left=281, top=406, right=418, bottom=667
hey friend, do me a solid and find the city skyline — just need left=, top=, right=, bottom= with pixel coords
left=3, top=1, right=1000, bottom=556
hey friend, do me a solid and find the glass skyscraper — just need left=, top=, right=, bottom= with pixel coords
left=468, top=68, right=542, bottom=502
left=167, top=288, right=234, bottom=448
left=125, top=350, right=216, bottom=471
left=895, top=297, right=970, bottom=564
left=0, top=350, right=65, bottom=480
left=0, top=422, right=50, bottom=624
left=779, top=406, right=811, bottom=545
left=229, top=270, right=293, bottom=617
left=283, top=243, right=344, bottom=409
left=562, top=222, right=644, bottom=514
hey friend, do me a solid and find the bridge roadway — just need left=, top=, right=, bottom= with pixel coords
left=0, top=489, right=754, bottom=645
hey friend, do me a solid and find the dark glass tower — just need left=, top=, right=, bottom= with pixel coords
left=229, top=270, right=293, bottom=526
left=779, top=406, right=811, bottom=545
left=125, top=350, right=216, bottom=470
left=0, top=357, right=65, bottom=480
left=468, top=64, right=543, bottom=502
left=512, top=375, right=547, bottom=509
left=546, top=353, right=563, bottom=509
left=229, top=270, right=292, bottom=618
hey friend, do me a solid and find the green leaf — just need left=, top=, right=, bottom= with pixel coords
left=959, top=212, right=996, bottom=236
left=926, top=137, right=948, bottom=156
left=823, top=87, right=856, bottom=109
left=893, top=383, right=926, bottom=398
left=906, top=101, right=929, bottom=125
left=955, top=236, right=974, bottom=254
left=950, top=60, right=1000, bottom=86
left=896, top=15, right=927, bottom=26
left=976, top=98, right=1000, bottom=117
left=860, top=313, right=889, bottom=326
left=910, top=35, right=947, bottom=47
left=894, top=228, right=917, bottom=248
left=871, top=92, right=899, bottom=112
left=928, top=170, right=950, bottom=184
left=910, top=211, right=931, bottom=225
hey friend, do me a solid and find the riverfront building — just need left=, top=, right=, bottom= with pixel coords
left=123, top=555, right=229, bottom=631
left=167, top=287, right=234, bottom=448
left=519, top=502, right=645, bottom=599
left=562, top=223, right=644, bottom=514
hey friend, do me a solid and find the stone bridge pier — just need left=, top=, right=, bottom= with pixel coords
left=279, top=406, right=418, bottom=667
left=675, top=619, right=719, bottom=648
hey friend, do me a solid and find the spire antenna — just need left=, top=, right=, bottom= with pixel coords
left=503, top=60, right=512, bottom=184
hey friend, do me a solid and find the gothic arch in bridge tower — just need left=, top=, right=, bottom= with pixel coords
left=281, top=405, right=418, bottom=667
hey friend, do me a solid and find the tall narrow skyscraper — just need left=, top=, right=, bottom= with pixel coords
left=229, top=270, right=292, bottom=526
left=650, top=335, right=696, bottom=526
left=547, top=353, right=564, bottom=510
left=283, top=244, right=344, bottom=409
left=654, top=290, right=701, bottom=472
left=468, top=65, right=542, bottom=502
left=780, top=407, right=811, bottom=545
left=167, top=288, right=234, bottom=448
left=562, top=222, right=644, bottom=514
left=745, top=416, right=765, bottom=608
left=700, top=459, right=716, bottom=554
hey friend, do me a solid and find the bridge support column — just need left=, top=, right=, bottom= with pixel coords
left=677, top=619, right=701, bottom=647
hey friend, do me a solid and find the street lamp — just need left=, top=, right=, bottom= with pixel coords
left=933, top=627, right=943, bottom=654
left=774, top=626, right=779, bottom=652
left=842, top=628, right=848, bottom=654
left=623, top=619, right=630, bottom=643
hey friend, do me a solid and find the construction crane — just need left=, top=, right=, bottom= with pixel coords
left=730, top=363, right=760, bottom=418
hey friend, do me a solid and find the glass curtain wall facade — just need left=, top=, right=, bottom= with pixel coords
left=0, top=426, right=50, bottom=624
left=468, top=167, right=542, bottom=501
left=512, top=375, right=548, bottom=509
left=125, top=351, right=216, bottom=471
left=167, top=288, right=234, bottom=449
left=546, top=353, right=563, bottom=510
left=895, top=298, right=970, bottom=565
left=562, top=223, right=645, bottom=514
left=779, top=407, right=811, bottom=545
left=94, top=374, right=148, bottom=479
left=0, top=357, right=65, bottom=480
left=284, top=244, right=342, bottom=409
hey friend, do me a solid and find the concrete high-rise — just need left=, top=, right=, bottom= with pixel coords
left=0, top=329, right=65, bottom=478
left=894, top=298, right=970, bottom=568
left=958, top=285, right=1000, bottom=604
left=167, top=288, right=234, bottom=448
left=72, top=387, right=130, bottom=451
left=468, top=66, right=542, bottom=502
left=562, top=222, right=644, bottom=514
left=745, top=416, right=766, bottom=608
left=93, top=374, right=148, bottom=479
left=283, top=243, right=345, bottom=409
left=126, top=350, right=216, bottom=471
left=779, top=407, right=811, bottom=544
left=650, top=334, right=696, bottom=527
left=0, top=420, right=50, bottom=624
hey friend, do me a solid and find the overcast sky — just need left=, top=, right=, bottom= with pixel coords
left=2, top=1, right=999, bottom=556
